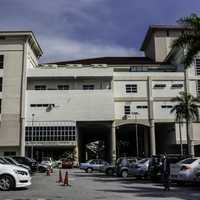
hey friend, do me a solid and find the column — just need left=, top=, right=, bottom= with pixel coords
left=111, top=122, right=116, bottom=163
left=75, top=126, right=79, bottom=164
left=150, top=119, right=156, bottom=155
left=147, top=76, right=156, bottom=156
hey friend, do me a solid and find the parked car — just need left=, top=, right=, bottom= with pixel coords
left=3, top=157, right=31, bottom=174
left=148, top=154, right=189, bottom=180
left=170, top=157, right=200, bottom=183
left=116, top=157, right=139, bottom=178
left=100, top=163, right=115, bottom=176
left=80, top=159, right=109, bottom=173
left=0, top=159, right=31, bottom=191
left=131, top=158, right=151, bottom=178
left=12, top=156, right=38, bottom=172
left=61, top=158, right=73, bottom=169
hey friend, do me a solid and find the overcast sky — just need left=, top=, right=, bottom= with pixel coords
left=0, top=0, right=200, bottom=62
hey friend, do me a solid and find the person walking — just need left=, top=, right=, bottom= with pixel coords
left=162, top=154, right=171, bottom=191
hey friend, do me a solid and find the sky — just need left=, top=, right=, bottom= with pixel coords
left=0, top=0, right=200, bottom=63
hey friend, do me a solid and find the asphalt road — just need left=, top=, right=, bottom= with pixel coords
left=0, top=169, right=200, bottom=200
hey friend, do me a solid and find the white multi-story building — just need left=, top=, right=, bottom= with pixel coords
left=0, top=25, right=200, bottom=162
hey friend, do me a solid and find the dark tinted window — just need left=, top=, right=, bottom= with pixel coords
left=0, top=55, right=4, bottom=69
left=181, top=158, right=197, bottom=164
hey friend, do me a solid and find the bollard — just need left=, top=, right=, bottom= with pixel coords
left=63, top=170, right=71, bottom=186
left=57, top=169, right=63, bottom=184
left=46, top=167, right=51, bottom=176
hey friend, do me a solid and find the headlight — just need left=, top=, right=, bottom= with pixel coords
left=13, top=169, right=28, bottom=175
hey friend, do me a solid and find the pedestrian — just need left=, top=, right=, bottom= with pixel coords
left=162, top=154, right=171, bottom=191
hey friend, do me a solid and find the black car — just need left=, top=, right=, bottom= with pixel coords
left=12, top=156, right=38, bottom=172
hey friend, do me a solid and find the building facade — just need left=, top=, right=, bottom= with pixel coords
left=0, top=26, right=200, bottom=162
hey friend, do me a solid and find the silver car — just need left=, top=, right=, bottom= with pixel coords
left=130, top=158, right=150, bottom=178
left=170, top=157, right=200, bottom=183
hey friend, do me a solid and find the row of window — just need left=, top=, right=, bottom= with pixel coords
left=124, top=105, right=173, bottom=114
left=34, top=84, right=97, bottom=90
left=30, top=104, right=55, bottom=108
left=125, top=83, right=183, bottom=93
left=25, top=126, right=76, bottom=141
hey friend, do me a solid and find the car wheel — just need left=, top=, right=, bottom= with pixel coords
left=87, top=168, right=93, bottom=173
left=106, top=168, right=113, bottom=176
left=0, top=175, right=15, bottom=191
left=121, top=170, right=128, bottom=178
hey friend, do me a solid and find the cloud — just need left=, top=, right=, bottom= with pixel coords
left=39, top=36, right=140, bottom=63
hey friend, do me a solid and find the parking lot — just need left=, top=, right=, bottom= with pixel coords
left=0, top=168, right=200, bottom=200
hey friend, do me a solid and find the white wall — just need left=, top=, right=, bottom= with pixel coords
left=152, top=80, right=184, bottom=98
left=114, top=80, right=147, bottom=98
left=26, top=90, right=114, bottom=122
left=114, top=101, right=148, bottom=120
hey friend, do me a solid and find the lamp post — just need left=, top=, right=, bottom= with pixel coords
left=132, top=112, right=139, bottom=157
left=31, top=113, right=35, bottom=159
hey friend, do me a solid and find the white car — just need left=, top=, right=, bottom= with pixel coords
left=0, top=160, right=31, bottom=191
left=170, top=157, right=200, bottom=183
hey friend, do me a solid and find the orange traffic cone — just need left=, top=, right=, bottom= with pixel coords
left=63, top=170, right=71, bottom=186
left=57, top=169, right=63, bottom=184
left=46, top=167, right=51, bottom=176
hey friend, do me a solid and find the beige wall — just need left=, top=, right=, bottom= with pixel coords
left=0, top=39, right=24, bottom=148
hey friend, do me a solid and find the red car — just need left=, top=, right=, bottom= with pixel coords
left=61, top=159, right=73, bottom=169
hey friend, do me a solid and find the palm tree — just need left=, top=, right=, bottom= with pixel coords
left=171, top=92, right=199, bottom=155
left=172, top=14, right=200, bottom=155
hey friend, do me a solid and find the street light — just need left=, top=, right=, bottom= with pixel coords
left=132, top=112, right=139, bottom=157
left=31, top=113, right=35, bottom=159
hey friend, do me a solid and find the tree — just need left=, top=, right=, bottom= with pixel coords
left=172, top=14, right=200, bottom=155
left=171, top=92, right=199, bottom=155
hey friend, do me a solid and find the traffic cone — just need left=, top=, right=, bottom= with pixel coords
left=63, top=170, right=71, bottom=186
left=46, top=167, right=51, bottom=176
left=57, top=169, right=63, bottom=184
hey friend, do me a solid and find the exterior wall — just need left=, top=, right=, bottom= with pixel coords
left=26, top=90, right=114, bottom=122
left=0, top=38, right=24, bottom=149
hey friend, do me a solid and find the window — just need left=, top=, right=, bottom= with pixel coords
left=154, top=84, right=166, bottom=89
left=57, top=85, right=69, bottom=90
left=30, top=104, right=55, bottom=107
left=0, top=55, right=4, bottom=69
left=126, top=84, right=137, bottom=93
left=171, top=84, right=183, bottom=89
left=197, top=80, right=200, bottom=96
left=137, top=105, right=148, bottom=109
left=4, top=152, right=16, bottom=156
left=195, top=59, right=200, bottom=75
left=83, top=85, right=94, bottom=90
left=0, top=78, right=2, bottom=92
left=35, top=85, right=46, bottom=90
left=25, top=126, right=76, bottom=142
left=161, top=105, right=173, bottom=109
left=124, top=105, right=131, bottom=115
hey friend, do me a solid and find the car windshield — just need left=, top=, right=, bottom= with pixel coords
left=5, top=157, right=18, bottom=165
left=180, top=158, right=197, bottom=164
left=138, top=158, right=148, bottom=164
left=0, top=158, right=10, bottom=164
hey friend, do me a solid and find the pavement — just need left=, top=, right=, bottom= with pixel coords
left=0, top=168, right=200, bottom=200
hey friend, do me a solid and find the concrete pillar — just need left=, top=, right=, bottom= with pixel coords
left=144, top=128, right=149, bottom=156
left=111, top=122, right=116, bottom=163
left=150, top=120, right=156, bottom=155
